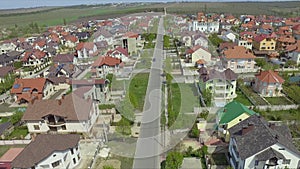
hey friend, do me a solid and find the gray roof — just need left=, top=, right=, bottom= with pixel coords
left=255, top=148, right=285, bottom=161
left=199, top=68, right=237, bottom=82
left=229, top=115, right=300, bottom=160
left=12, top=134, right=80, bottom=168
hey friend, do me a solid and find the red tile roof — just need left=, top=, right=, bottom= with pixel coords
left=64, top=35, right=78, bottom=43
left=76, top=42, right=95, bottom=51
left=11, top=78, right=47, bottom=94
left=114, top=46, right=129, bottom=57
left=255, top=70, right=284, bottom=84
left=123, top=32, right=139, bottom=38
left=224, top=46, right=256, bottom=59
left=22, top=49, right=46, bottom=62
left=92, top=56, right=121, bottom=67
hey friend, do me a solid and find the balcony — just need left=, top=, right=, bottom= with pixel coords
left=48, top=121, right=66, bottom=127
left=215, top=82, right=226, bottom=87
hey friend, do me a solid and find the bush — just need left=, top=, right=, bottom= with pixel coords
left=99, top=104, right=115, bottom=110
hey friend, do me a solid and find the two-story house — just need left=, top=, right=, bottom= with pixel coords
left=228, top=115, right=300, bottom=169
left=12, top=134, right=81, bottom=169
left=10, top=78, right=54, bottom=104
left=186, top=45, right=212, bottom=65
left=107, top=46, right=129, bottom=62
left=76, top=42, right=98, bottom=59
left=253, top=70, right=285, bottom=97
left=22, top=93, right=99, bottom=135
left=71, top=78, right=110, bottom=103
left=253, top=34, right=276, bottom=51
left=91, top=56, right=122, bottom=78
left=222, top=46, right=257, bottom=73
left=216, top=101, right=257, bottom=141
left=198, top=67, right=238, bottom=107
left=22, top=49, right=50, bottom=68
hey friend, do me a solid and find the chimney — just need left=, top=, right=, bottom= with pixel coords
left=242, top=123, right=254, bottom=135
left=58, top=99, right=62, bottom=105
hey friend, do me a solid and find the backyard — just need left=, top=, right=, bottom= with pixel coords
left=264, top=96, right=294, bottom=105
left=237, top=82, right=268, bottom=106
left=234, top=90, right=252, bottom=106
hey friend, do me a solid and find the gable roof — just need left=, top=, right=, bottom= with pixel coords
left=53, top=54, right=74, bottom=63
left=92, top=56, right=121, bottom=67
left=228, top=115, right=300, bottom=160
left=11, top=134, right=80, bottom=168
left=218, top=101, right=256, bottom=124
left=11, top=78, right=48, bottom=94
left=223, top=46, right=256, bottom=59
left=114, top=46, right=129, bottom=57
left=255, top=70, right=285, bottom=84
left=76, top=42, right=95, bottom=51
left=186, top=45, right=210, bottom=55
left=22, top=93, right=93, bottom=121
left=199, top=68, right=238, bottom=82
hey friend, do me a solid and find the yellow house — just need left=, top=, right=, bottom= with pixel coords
left=216, top=101, right=257, bottom=142
left=253, top=34, right=276, bottom=51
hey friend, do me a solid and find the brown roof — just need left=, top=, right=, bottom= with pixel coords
left=22, top=93, right=93, bottom=121
left=92, top=56, right=121, bottom=67
left=0, top=66, right=14, bottom=78
left=255, top=70, right=285, bottom=84
left=199, top=68, right=238, bottom=82
left=223, top=46, right=256, bottom=59
left=11, top=78, right=47, bottom=94
left=76, top=42, right=95, bottom=51
left=219, top=42, right=236, bottom=51
left=11, top=134, right=80, bottom=168
left=0, top=148, right=24, bottom=162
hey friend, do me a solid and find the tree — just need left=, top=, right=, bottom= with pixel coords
left=10, top=111, right=23, bottom=125
left=165, top=151, right=184, bottom=169
left=202, top=89, right=212, bottom=106
left=285, top=60, right=297, bottom=68
left=189, top=123, right=200, bottom=138
left=63, top=18, right=67, bottom=26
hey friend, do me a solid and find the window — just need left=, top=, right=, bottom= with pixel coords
left=261, top=47, right=266, bottom=50
left=62, top=125, right=66, bottom=130
left=262, top=43, right=266, bottom=45
left=77, top=154, right=81, bottom=160
left=267, top=47, right=270, bottom=49
left=71, top=149, right=74, bottom=155
left=248, top=59, right=251, bottom=62
left=73, top=158, right=76, bottom=164
left=53, top=154, right=56, bottom=157
left=34, top=125, right=40, bottom=130
left=271, top=47, right=274, bottom=49
left=255, top=160, right=259, bottom=166
left=283, top=159, right=291, bottom=164
left=64, top=154, right=68, bottom=161
left=52, top=161, right=60, bottom=168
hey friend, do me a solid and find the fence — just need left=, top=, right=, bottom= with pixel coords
left=0, top=140, right=31, bottom=145
left=254, top=105, right=299, bottom=111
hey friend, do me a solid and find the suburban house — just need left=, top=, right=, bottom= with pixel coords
left=222, top=46, right=257, bottom=73
left=287, top=40, right=300, bottom=65
left=71, top=78, right=110, bottom=103
left=11, top=134, right=81, bottom=169
left=198, top=67, right=238, bottom=107
left=216, top=101, right=257, bottom=141
left=93, top=28, right=114, bottom=45
left=22, top=49, right=50, bottom=68
left=0, top=148, right=24, bottom=169
left=228, top=115, right=300, bottom=169
left=76, top=42, right=98, bottom=59
left=190, top=21, right=220, bottom=33
left=0, top=42, right=16, bottom=55
left=186, top=45, right=211, bottom=65
left=220, top=31, right=236, bottom=42
left=253, top=70, right=285, bottom=97
left=107, top=46, right=129, bottom=62
left=236, top=31, right=255, bottom=50
left=22, top=94, right=99, bottom=134
left=253, top=34, right=276, bottom=51
left=0, top=66, right=14, bottom=83
left=53, top=54, right=77, bottom=65
left=91, top=56, right=122, bottom=78
left=10, top=78, right=54, bottom=104
left=122, top=32, right=141, bottom=55
left=62, top=35, right=78, bottom=48
left=193, top=33, right=208, bottom=48
left=276, top=35, right=296, bottom=51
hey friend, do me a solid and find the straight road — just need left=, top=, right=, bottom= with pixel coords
left=133, top=16, right=165, bottom=169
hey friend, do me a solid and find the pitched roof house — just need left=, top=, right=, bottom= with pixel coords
left=10, top=78, right=54, bottom=104
left=199, top=68, right=238, bottom=107
left=222, top=46, right=257, bottom=73
left=216, top=101, right=256, bottom=141
left=186, top=45, right=211, bottom=65
left=22, top=94, right=98, bottom=134
left=91, top=56, right=122, bottom=78
left=107, top=46, right=129, bottom=62
left=11, top=134, right=81, bottom=169
left=253, top=70, right=285, bottom=97
left=76, top=42, right=97, bottom=58
left=228, top=115, right=300, bottom=169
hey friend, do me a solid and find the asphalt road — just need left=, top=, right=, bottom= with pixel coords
left=133, top=16, right=165, bottom=169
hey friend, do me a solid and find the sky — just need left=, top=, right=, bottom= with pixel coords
left=0, top=0, right=296, bottom=10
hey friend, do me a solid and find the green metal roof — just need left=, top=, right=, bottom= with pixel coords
left=218, top=101, right=257, bottom=124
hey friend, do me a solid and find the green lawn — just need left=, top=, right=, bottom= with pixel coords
left=111, top=155, right=134, bottom=169
left=135, top=49, right=154, bottom=69
left=234, top=90, right=252, bottom=106
left=238, top=84, right=268, bottom=106
left=170, top=113, right=197, bottom=130
left=128, top=73, right=149, bottom=111
left=283, top=84, right=300, bottom=104
left=265, top=97, right=294, bottom=105
left=6, top=126, right=28, bottom=140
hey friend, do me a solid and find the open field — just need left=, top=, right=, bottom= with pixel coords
left=0, top=1, right=299, bottom=28
left=128, top=73, right=149, bottom=111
